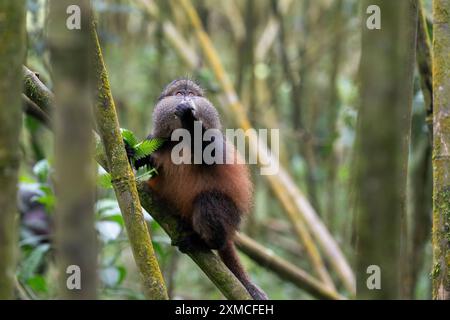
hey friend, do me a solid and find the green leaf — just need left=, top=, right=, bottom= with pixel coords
left=97, top=172, right=112, bottom=189
left=19, top=244, right=50, bottom=282
left=101, top=266, right=122, bottom=287
left=134, top=138, right=165, bottom=160
left=117, top=266, right=127, bottom=285
left=36, top=194, right=55, bottom=213
left=95, top=199, right=121, bottom=216
left=102, top=214, right=124, bottom=227
left=27, top=275, right=48, bottom=293
left=136, top=168, right=158, bottom=182
left=121, top=128, right=138, bottom=147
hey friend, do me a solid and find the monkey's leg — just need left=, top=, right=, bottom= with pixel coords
left=191, top=191, right=241, bottom=250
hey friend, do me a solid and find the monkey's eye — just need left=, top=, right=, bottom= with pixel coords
left=188, top=91, right=194, bottom=97
left=176, top=91, right=183, bottom=96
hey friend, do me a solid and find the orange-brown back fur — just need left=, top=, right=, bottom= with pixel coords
left=147, top=142, right=252, bottom=222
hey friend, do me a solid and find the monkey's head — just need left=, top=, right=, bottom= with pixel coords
left=152, top=78, right=222, bottom=138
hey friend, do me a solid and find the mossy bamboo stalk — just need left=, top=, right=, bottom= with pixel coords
left=22, top=94, right=52, bottom=128
left=23, top=66, right=54, bottom=115
left=0, top=0, right=26, bottom=300
left=431, top=0, right=450, bottom=300
left=89, top=24, right=168, bottom=300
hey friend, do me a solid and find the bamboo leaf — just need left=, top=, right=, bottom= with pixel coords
left=97, top=172, right=112, bottom=189
left=121, top=128, right=138, bottom=147
left=134, top=138, right=165, bottom=160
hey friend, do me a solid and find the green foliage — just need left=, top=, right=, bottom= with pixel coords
left=97, top=171, right=113, bottom=189
left=101, top=265, right=127, bottom=288
left=26, top=160, right=56, bottom=213
left=134, top=138, right=165, bottom=160
left=32, top=159, right=51, bottom=183
left=18, top=243, right=50, bottom=294
left=121, top=128, right=138, bottom=147
left=96, top=129, right=164, bottom=191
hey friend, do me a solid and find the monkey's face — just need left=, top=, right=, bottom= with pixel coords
left=152, top=79, right=222, bottom=138
left=158, top=78, right=204, bottom=99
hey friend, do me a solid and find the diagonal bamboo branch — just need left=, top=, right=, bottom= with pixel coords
left=235, top=233, right=346, bottom=300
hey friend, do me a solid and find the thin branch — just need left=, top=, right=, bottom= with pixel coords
left=235, top=233, right=346, bottom=300
left=22, top=94, right=52, bottom=128
left=23, top=66, right=54, bottom=114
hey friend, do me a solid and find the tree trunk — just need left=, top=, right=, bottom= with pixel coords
left=0, top=0, right=26, bottom=299
left=48, top=0, right=97, bottom=299
left=431, top=0, right=450, bottom=300
left=355, top=0, right=418, bottom=299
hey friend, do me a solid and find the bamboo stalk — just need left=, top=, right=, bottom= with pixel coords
left=0, top=0, right=26, bottom=299
left=49, top=0, right=98, bottom=299
left=89, top=23, right=168, bottom=300
left=431, top=0, right=450, bottom=300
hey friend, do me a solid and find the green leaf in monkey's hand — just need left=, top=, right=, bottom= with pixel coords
left=121, top=128, right=138, bottom=147
left=134, top=138, right=166, bottom=160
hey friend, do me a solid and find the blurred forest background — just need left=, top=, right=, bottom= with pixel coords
left=1, top=0, right=445, bottom=300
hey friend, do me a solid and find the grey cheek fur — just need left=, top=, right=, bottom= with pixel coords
left=191, top=96, right=222, bottom=130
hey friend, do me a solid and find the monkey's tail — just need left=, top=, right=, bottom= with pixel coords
left=218, top=241, right=268, bottom=300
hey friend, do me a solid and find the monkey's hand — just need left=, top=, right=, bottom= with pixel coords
left=123, top=138, right=156, bottom=170
left=124, top=139, right=136, bottom=165
left=175, top=102, right=197, bottom=128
